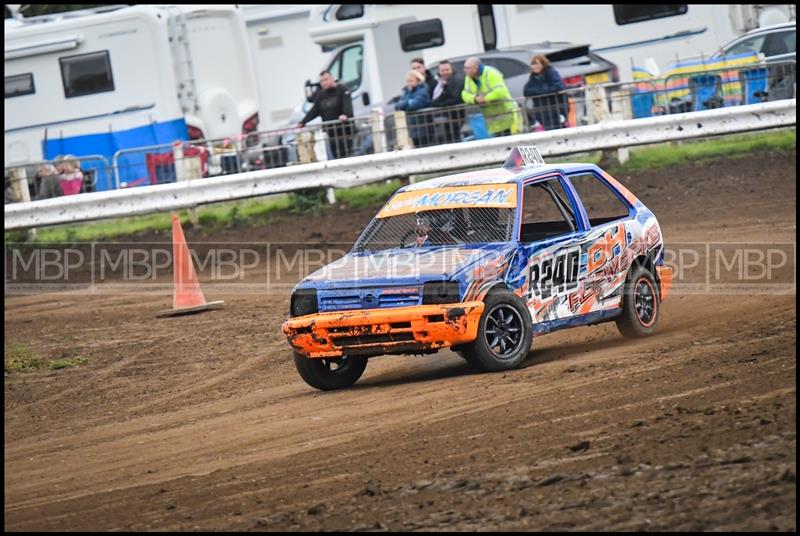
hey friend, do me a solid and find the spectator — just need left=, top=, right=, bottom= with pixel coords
left=411, top=57, right=437, bottom=97
left=298, top=70, right=355, bottom=160
left=461, top=57, right=523, bottom=137
left=395, top=70, right=433, bottom=148
left=36, top=162, right=61, bottom=199
left=431, top=60, right=465, bottom=144
left=523, top=54, right=567, bottom=131
left=57, top=157, right=83, bottom=196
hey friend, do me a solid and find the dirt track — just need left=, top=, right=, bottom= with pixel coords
left=4, top=149, right=797, bottom=531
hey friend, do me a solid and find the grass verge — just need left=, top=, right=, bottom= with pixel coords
left=5, top=342, right=89, bottom=373
left=7, top=128, right=794, bottom=243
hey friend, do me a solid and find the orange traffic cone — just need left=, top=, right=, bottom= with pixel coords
left=157, top=213, right=224, bottom=317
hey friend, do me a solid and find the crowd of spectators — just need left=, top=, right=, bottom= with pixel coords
left=296, top=54, right=568, bottom=160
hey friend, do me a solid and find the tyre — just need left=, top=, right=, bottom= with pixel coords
left=616, top=264, right=661, bottom=338
left=454, top=349, right=485, bottom=370
left=461, top=289, right=533, bottom=372
left=293, top=351, right=368, bottom=391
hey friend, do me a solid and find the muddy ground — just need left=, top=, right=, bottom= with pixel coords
left=4, top=148, right=796, bottom=531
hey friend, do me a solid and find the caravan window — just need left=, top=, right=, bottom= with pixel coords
left=613, top=5, right=687, bottom=25
left=339, top=46, right=363, bottom=91
left=399, top=19, right=445, bottom=52
left=335, top=4, right=363, bottom=21
left=60, top=50, right=114, bottom=99
left=5, top=73, right=35, bottom=98
left=478, top=4, right=497, bottom=51
left=328, top=45, right=363, bottom=92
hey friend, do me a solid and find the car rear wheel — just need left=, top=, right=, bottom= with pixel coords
left=293, top=351, right=368, bottom=391
left=461, top=289, right=533, bottom=372
left=616, top=264, right=661, bottom=338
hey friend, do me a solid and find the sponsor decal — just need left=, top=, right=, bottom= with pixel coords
left=377, top=184, right=517, bottom=218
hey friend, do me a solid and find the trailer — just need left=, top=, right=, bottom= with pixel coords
left=4, top=4, right=259, bottom=191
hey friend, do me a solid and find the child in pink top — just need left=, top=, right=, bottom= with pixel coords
left=57, top=158, right=83, bottom=196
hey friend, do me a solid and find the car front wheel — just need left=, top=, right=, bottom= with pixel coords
left=461, top=289, right=533, bottom=372
left=293, top=351, right=368, bottom=391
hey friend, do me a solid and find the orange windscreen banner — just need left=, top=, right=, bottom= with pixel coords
left=377, top=184, right=518, bottom=218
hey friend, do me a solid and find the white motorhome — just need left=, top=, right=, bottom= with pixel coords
left=242, top=5, right=328, bottom=132
left=284, top=4, right=795, bottom=125
left=4, top=4, right=258, bottom=190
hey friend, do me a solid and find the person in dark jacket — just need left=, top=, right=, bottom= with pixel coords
left=411, top=57, right=437, bottom=97
left=523, top=54, right=567, bottom=131
left=298, top=70, right=355, bottom=159
left=395, top=70, right=433, bottom=147
left=431, top=60, right=465, bottom=144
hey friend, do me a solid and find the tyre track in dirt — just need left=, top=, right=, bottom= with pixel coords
left=4, top=293, right=794, bottom=521
left=7, top=297, right=790, bottom=531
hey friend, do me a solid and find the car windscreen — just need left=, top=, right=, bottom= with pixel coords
left=354, top=207, right=516, bottom=251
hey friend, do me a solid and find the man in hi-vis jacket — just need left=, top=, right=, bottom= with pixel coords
left=461, top=57, right=522, bottom=137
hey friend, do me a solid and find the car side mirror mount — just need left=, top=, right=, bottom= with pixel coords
left=362, top=92, right=370, bottom=106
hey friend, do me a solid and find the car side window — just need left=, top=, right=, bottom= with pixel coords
left=761, top=30, right=795, bottom=57
left=520, top=178, right=578, bottom=242
left=568, top=173, right=630, bottom=227
left=727, top=35, right=766, bottom=57
left=484, top=58, right=529, bottom=78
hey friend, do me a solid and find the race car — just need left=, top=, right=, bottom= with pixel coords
left=282, top=146, right=673, bottom=390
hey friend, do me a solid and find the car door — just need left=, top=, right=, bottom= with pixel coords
left=564, top=171, right=637, bottom=316
left=510, top=174, right=588, bottom=325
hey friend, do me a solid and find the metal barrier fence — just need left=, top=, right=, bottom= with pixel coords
left=4, top=154, right=111, bottom=204
left=5, top=99, right=796, bottom=230
left=4, top=61, right=795, bottom=206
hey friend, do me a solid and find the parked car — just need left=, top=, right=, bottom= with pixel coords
left=423, top=43, right=618, bottom=134
left=713, top=22, right=795, bottom=63
left=713, top=22, right=796, bottom=101
left=282, top=146, right=674, bottom=390
left=428, top=42, right=619, bottom=97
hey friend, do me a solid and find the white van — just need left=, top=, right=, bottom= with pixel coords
left=4, top=5, right=259, bottom=190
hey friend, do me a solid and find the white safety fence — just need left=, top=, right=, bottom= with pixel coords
left=4, top=99, right=796, bottom=230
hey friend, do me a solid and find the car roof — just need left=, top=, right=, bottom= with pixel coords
left=399, top=163, right=594, bottom=192
left=432, top=42, right=591, bottom=64
left=743, top=21, right=795, bottom=35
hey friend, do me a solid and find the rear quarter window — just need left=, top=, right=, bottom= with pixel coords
left=568, top=173, right=631, bottom=227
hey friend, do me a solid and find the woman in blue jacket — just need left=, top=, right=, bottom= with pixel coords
left=523, top=55, right=567, bottom=131
left=395, top=70, right=433, bottom=147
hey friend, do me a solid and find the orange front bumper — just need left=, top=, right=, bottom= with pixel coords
left=657, top=265, right=674, bottom=301
left=282, top=302, right=485, bottom=358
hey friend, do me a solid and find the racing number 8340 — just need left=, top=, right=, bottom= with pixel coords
left=529, top=248, right=580, bottom=299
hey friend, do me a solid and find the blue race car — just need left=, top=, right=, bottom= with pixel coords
left=282, top=146, right=673, bottom=390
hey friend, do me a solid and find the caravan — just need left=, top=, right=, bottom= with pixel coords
left=4, top=4, right=258, bottom=191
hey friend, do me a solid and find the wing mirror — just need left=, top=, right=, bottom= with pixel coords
left=304, top=80, right=320, bottom=103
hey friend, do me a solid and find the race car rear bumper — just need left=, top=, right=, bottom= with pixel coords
left=282, top=301, right=485, bottom=358
left=657, top=265, right=674, bottom=300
